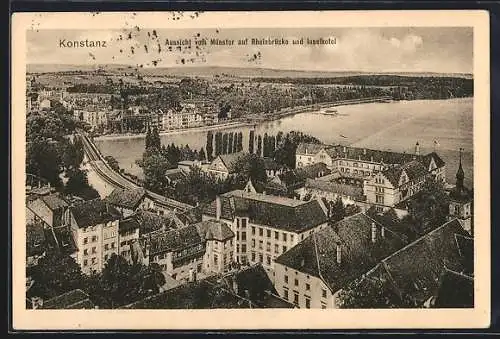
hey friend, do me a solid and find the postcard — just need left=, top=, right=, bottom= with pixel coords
left=11, top=10, right=490, bottom=330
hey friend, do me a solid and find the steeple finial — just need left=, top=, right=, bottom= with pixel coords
left=456, top=148, right=465, bottom=189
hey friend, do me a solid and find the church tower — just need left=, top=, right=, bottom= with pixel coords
left=448, top=148, right=473, bottom=235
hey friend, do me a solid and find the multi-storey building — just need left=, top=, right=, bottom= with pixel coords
left=202, top=190, right=329, bottom=280
left=141, top=219, right=234, bottom=282
left=26, top=192, right=69, bottom=229
left=105, top=188, right=154, bottom=218
left=274, top=212, right=405, bottom=308
left=65, top=199, right=122, bottom=275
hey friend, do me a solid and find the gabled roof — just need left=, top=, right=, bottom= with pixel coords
left=69, top=199, right=122, bottom=228
left=421, top=152, right=446, bottom=170
left=165, top=168, right=188, bottom=182
left=203, top=190, right=328, bottom=233
left=105, top=188, right=147, bottom=210
left=275, top=213, right=405, bottom=293
left=39, top=193, right=68, bottom=211
left=147, top=224, right=204, bottom=256
left=41, top=289, right=94, bottom=309
left=119, top=217, right=141, bottom=233
left=133, top=210, right=186, bottom=235
left=380, top=166, right=404, bottom=187
left=211, top=152, right=247, bottom=173
left=374, top=219, right=471, bottom=305
left=296, top=143, right=325, bottom=155
left=194, top=219, right=235, bottom=242
left=401, top=160, right=428, bottom=181
left=304, top=178, right=364, bottom=198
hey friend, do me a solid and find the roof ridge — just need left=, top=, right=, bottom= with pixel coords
left=381, top=218, right=462, bottom=264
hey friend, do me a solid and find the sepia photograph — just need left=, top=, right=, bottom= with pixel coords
left=11, top=11, right=490, bottom=330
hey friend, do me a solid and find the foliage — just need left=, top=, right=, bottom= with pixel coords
left=273, top=131, right=321, bottom=168
left=27, top=249, right=85, bottom=300
left=104, top=155, right=120, bottom=172
left=136, top=149, right=171, bottom=193
left=206, top=131, right=214, bottom=161
left=64, top=169, right=100, bottom=200
left=248, top=130, right=255, bottom=154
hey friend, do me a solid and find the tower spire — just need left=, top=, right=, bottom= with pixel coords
left=456, top=148, right=465, bottom=190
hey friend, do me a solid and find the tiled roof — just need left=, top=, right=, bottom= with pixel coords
left=214, top=152, right=247, bottom=173
left=203, top=190, right=328, bottom=233
left=69, top=199, right=122, bottom=228
left=401, top=160, right=428, bottom=181
left=165, top=168, right=188, bottom=182
left=194, top=219, right=235, bottom=242
left=421, top=152, right=446, bottom=170
left=105, top=188, right=147, bottom=210
left=26, top=221, right=46, bottom=257
left=40, top=193, right=68, bottom=211
left=275, top=213, right=405, bottom=293
left=373, top=219, right=471, bottom=305
left=147, top=224, right=204, bottom=256
left=278, top=163, right=331, bottom=188
left=133, top=210, right=186, bottom=235
left=41, top=289, right=94, bottom=309
left=296, top=143, right=325, bottom=155
left=381, top=166, right=404, bottom=187
left=304, top=178, right=364, bottom=198
left=433, top=268, right=474, bottom=308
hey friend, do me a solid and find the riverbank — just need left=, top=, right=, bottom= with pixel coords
left=94, top=96, right=393, bottom=141
left=94, top=121, right=254, bottom=141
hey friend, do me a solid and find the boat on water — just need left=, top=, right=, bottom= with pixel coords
left=319, top=108, right=339, bottom=116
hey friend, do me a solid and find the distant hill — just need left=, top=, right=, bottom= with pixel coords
left=27, top=64, right=473, bottom=79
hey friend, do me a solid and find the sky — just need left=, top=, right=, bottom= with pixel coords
left=26, top=27, right=473, bottom=74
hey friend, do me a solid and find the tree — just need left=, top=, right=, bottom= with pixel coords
left=136, top=150, right=170, bottom=193
left=337, top=275, right=415, bottom=309
left=198, top=147, right=206, bottom=161
left=228, top=133, right=234, bottom=154
left=237, top=132, right=243, bottom=152
left=330, top=196, right=346, bottom=222
left=27, top=249, right=85, bottom=300
left=222, top=133, right=229, bottom=155
left=215, top=132, right=222, bottom=156
left=64, top=169, right=100, bottom=200
left=232, top=132, right=238, bottom=153
left=206, top=131, right=214, bottom=161
left=257, top=135, right=262, bottom=157
left=232, top=153, right=267, bottom=185
left=249, top=130, right=255, bottom=154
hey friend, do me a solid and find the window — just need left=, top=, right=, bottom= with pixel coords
left=92, top=236, right=97, bottom=242
left=306, top=283, right=310, bottom=291
left=283, top=287, right=289, bottom=300
left=259, top=228, right=263, bottom=236
left=274, top=244, right=279, bottom=253
left=284, top=275, right=289, bottom=283
left=236, top=219, right=240, bottom=228
left=251, top=239, right=256, bottom=248
left=305, top=297, right=311, bottom=309
left=266, top=255, right=271, bottom=265
left=293, top=291, right=299, bottom=305
left=91, top=257, right=96, bottom=264
left=241, top=232, right=246, bottom=241
left=282, top=233, right=287, bottom=241
left=376, top=195, right=384, bottom=204
left=275, top=231, right=279, bottom=240
left=104, top=244, right=109, bottom=250
left=266, top=242, right=271, bottom=252
left=83, top=249, right=88, bottom=256
left=282, top=245, right=287, bottom=252
left=322, top=289, right=327, bottom=298
left=104, top=254, right=109, bottom=261
left=120, top=241, right=126, bottom=247
left=214, top=254, right=218, bottom=265
left=259, top=240, right=263, bottom=250
left=237, top=244, right=240, bottom=253
left=83, top=237, right=88, bottom=245
left=259, top=254, right=263, bottom=263
left=267, top=230, right=271, bottom=238
left=236, top=232, right=239, bottom=241
left=111, top=242, right=115, bottom=249
left=251, top=252, right=256, bottom=262
left=294, top=278, right=299, bottom=286
left=290, top=234, right=294, bottom=242
left=241, top=244, right=247, bottom=253
left=241, top=219, right=247, bottom=228
left=83, top=259, right=88, bottom=266
left=92, top=247, right=97, bottom=254
left=252, top=226, right=256, bottom=235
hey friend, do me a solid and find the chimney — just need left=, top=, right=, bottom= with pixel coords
left=336, top=244, right=342, bottom=264
left=415, top=141, right=420, bottom=156
left=215, top=195, right=221, bottom=220
left=381, top=226, right=385, bottom=238
left=371, top=222, right=377, bottom=243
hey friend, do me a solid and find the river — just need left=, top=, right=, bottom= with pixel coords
left=94, top=97, right=474, bottom=188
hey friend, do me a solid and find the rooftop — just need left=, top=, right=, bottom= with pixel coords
left=105, top=188, right=147, bottom=210
left=146, top=224, right=204, bottom=256
left=203, top=190, right=328, bottom=233
left=194, top=219, right=235, bottom=242
left=433, top=268, right=474, bottom=308
left=69, top=199, right=122, bottom=228
left=41, top=289, right=94, bottom=309
left=39, top=193, right=69, bottom=211
left=275, top=213, right=406, bottom=293
left=304, top=178, right=364, bottom=198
